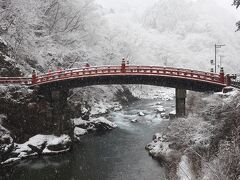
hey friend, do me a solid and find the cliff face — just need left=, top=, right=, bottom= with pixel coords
left=0, top=85, right=72, bottom=143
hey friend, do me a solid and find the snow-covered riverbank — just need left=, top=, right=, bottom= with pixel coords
left=0, top=85, right=175, bottom=167
left=145, top=88, right=240, bottom=180
left=0, top=115, right=118, bottom=166
left=1, top=134, right=72, bottom=165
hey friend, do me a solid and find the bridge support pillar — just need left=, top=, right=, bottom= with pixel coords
left=51, top=89, right=70, bottom=135
left=176, top=89, right=186, bottom=117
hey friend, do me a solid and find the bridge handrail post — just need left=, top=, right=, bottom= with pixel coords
left=219, top=67, right=225, bottom=84
left=32, top=70, right=37, bottom=84
left=121, top=58, right=126, bottom=73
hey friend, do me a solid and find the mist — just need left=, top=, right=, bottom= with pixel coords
left=96, top=0, right=240, bottom=73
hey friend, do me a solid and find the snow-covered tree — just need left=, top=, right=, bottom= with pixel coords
left=233, top=0, right=240, bottom=30
left=0, top=0, right=107, bottom=73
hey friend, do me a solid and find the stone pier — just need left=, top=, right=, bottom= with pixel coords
left=50, top=89, right=70, bottom=135
left=176, top=89, right=186, bottom=117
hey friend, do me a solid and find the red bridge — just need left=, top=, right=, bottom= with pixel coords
left=0, top=63, right=231, bottom=117
left=0, top=65, right=227, bottom=92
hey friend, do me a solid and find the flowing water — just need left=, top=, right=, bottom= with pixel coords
left=1, top=99, right=174, bottom=180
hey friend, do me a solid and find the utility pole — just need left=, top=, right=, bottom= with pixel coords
left=214, top=44, right=225, bottom=73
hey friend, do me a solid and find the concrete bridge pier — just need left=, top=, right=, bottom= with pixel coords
left=175, top=89, right=186, bottom=117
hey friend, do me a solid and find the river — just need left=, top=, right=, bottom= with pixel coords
left=1, top=99, right=174, bottom=180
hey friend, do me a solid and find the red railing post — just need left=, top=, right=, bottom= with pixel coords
left=32, top=70, right=37, bottom=84
left=219, top=67, right=225, bottom=84
left=163, top=68, right=166, bottom=74
left=121, top=58, right=126, bottom=73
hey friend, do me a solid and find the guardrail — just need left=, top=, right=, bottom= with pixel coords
left=0, top=65, right=225, bottom=86
left=0, top=77, right=32, bottom=85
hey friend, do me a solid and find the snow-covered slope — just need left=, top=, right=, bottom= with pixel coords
left=97, top=0, right=240, bottom=73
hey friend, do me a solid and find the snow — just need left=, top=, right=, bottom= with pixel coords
left=1, top=134, right=72, bottom=165
left=74, top=127, right=88, bottom=140
left=131, top=119, right=138, bottom=123
left=0, top=36, right=7, bottom=46
left=72, top=118, right=88, bottom=127
left=72, top=117, right=117, bottom=130
left=138, top=111, right=145, bottom=116
left=156, top=106, right=166, bottom=113
left=91, top=106, right=108, bottom=115
left=131, top=86, right=175, bottom=100
left=169, top=110, right=176, bottom=115
left=177, top=155, right=195, bottom=180
left=72, top=116, right=117, bottom=141
left=145, top=90, right=240, bottom=179
left=47, top=135, right=71, bottom=146
left=113, top=105, right=123, bottom=111
left=91, top=117, right=118, bottom=129
left=160, top=113, right=166, bottom=118
left=215, top=88, right=240, bottom=102
left=2, top=158, right=21, bottom=165
left=146, top=133, right=173, bottom=158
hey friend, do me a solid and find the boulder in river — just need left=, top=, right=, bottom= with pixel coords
left=138, top=112, right=145, bottom=116
left=74, top=127, right=88, bottom=141
left=1, top=134, right=72, bottom=165
left=72, top=117, right=117, bottom=134
left=131, top=119, right=138, bottom=123
left=156, top=106, right=165, bottom=113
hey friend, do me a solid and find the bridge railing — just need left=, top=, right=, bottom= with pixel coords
left=0, top=65, right=225, bottom=85
left=34, top=65, right=223, bottom=85
left=0, top=77, right=32, bottom=85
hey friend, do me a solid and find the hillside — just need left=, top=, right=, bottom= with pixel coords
left=97, top=0, right=240, bottom=73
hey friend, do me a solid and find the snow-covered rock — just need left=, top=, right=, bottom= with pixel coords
left=72, top=118, right=88, bottom=127
left=145, top=133, right=173, bottom=160
left=131, top=119, right=138, bottom=123
left=155, top=102, right=162, bottom=105
left=169, top=110, right=176, bottom=119
left=138, top=112, right=145, bottom=116
left=91, top=102, right=109, bottom=115
left=113, top=105, right=123, bottom=112
left=91, top=117, right=117, bottom=131
left=74, top=127, right=88, bottom=140
left=156, top=106, right=165, bottom=113
left=160, top=112, right=166, bottom=118
left=45, top=135, right=71, bottom=152
left=72, top=117, right=117, bottom=135
left=1, top=134, right=72, bottom=165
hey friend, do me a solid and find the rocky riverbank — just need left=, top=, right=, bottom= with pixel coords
left=0, top=116, right=118, bottom=166
left=145, top=89, right=240, bottom=180
left=0, top=85, right=174, bottom=166
left=0, top=84, right=134, bottom=166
